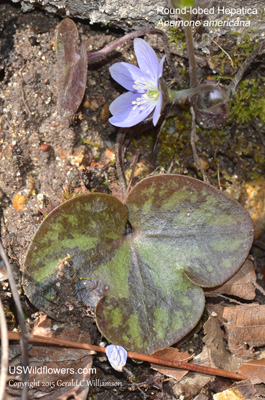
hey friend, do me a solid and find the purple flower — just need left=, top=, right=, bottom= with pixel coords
left=109, top=38, right=166, bottom=128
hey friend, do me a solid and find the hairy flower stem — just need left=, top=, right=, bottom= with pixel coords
left=184, top=24, right=198, bottom=89
left=190, top=106, right=208, bottom=182
left=182, top=16, right=204, bottom=111
left=168, top=84, right=216, bottom=104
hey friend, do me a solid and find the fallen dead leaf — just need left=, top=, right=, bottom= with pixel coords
left=172, top=373, right=214, bottom=399
left=202, top=314, right=243, bottom=372
left=213, top=387, right=247, bottom=400
left=208, top=304, right=265, bottom=358
left=129, top=373, right=167, bottom=393
left=7, top=316, right=94, bottom=400
left=213, top=382, right=256, bottom=400
left=213, top=388, right=243, bottom=400
left=205, top=259, right=256, bottom=301
left=238, top=358, right=265, bottom=384
left=151, top=347, right=192, bottom=381
left=194, top=395, right=210, bottom=400
left=243, top=178, right=265, bottom=239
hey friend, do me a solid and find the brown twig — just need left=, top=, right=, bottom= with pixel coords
left=5, top=331, right=246, bottom=381
left=0, top=298, right=9, bottom=400
left=115, top=129, right=127, bottom=201
left=0, top=242, right=29, bottom=400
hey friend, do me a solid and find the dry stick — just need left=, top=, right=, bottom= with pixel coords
left=5, top=331, right=246, bottom=381
left=0, top=298, right=9, bottom=400
left=227, top=40, right=265, bottom=96
left=0, top=242, right=29, bottom=400
left=190, top=106, right=208, bottom=183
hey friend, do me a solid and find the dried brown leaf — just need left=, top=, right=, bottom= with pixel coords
left=206, top=259, right=256, bottom=300
left=194, top=395, right=210, bottom=400
left=172, top=374, right=214, bottom=399
left=213, top=384, right=256, bottom=400
left=151, top=347, right=192, bottom=381
left=244, top=178, right=265, bottom=239
left=202, top=315, right=242, bottom=372
left=208, top=304, right=265, bottom=358
left=56, top=18, right=88, bottom=119
left=7, top=316, right=93, bottom=399
left=238, top=358, right=265, bottom=384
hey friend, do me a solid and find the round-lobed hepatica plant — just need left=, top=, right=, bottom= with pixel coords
left=23, top=175, right=253, bottom=354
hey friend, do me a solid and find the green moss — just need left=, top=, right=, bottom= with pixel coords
left=229, top=32, right=242, bottom=37
left=210, top=34, right=259, bottom=73
left=168, top=27, right=186, bottom=48
left=78, top=138, right=101, bottom=148
left=156, top=111, right=192, bottom=166
left=229, top=78, right=265, bottom=125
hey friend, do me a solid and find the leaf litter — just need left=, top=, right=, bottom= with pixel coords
left=6, top=315, right=94, bottom=399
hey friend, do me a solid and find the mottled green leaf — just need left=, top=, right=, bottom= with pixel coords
left=23, top=175, right=253, bottom=353
left=56, top=18, right=87, bottom=118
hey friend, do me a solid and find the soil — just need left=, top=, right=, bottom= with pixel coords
left=1, top=1, right=265, bottom=399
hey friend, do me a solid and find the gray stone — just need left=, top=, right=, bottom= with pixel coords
left=10, top=0, right=265, bottom=35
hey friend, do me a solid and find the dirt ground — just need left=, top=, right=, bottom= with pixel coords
left=1, top=1, right=265, bottom=399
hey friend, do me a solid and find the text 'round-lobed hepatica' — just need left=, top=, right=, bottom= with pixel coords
left=23, top=175, right=253, bottom=354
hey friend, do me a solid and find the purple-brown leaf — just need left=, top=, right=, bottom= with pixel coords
left=56, top=18, right=88, bottom=118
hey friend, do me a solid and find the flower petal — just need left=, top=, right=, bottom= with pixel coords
left=152, top=92, right=163, bottom=126
left=109, top=91, right=136, bottom=116
left=106, top=345, right=127, bottom=372
left=110, top=62, right=147, bottom=92
left=109, top=91, right=155, bottom=128
left=134, top=38, right=160, bottom=83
